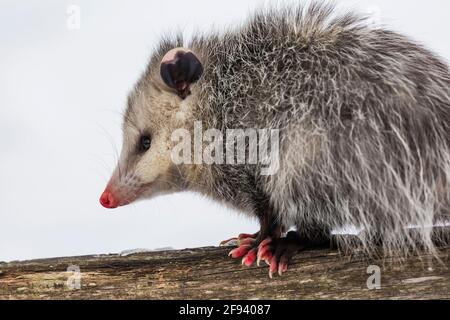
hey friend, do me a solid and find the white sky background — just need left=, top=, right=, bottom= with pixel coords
left=1, top=0, right=449, bottom=262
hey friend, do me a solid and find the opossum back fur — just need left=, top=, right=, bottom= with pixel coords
left=144, top=1, right=450, bottom=257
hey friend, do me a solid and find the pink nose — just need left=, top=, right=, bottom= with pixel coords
left=100, top=191, right=119, bottom=209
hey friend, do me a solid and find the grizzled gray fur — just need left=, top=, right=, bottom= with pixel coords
left=102, top=2, right=450, bottom=263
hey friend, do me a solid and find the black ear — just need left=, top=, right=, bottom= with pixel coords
left=160, top=48, right=203, bottom=99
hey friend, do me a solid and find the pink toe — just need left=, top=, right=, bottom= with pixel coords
left=278, top=262, right=287, bottom=275
left=259, top=237, right=272, bottom=249
left=257, top=245, right=270, bottom=260
left=229, top=244, right=252, bottom=259
left=238, top=233, right=257, bottom=240
left=239, top=238, right=256, bottom=246
left=220, top=237, right=238, bottom=246
left=278, top=256, right=289, bottom=275
left=242, top=249, right=257, bottom=267
left=269, top=256, right=278, bottom=274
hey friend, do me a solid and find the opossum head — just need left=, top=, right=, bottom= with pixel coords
left=100, top=47, right=203, bottom=209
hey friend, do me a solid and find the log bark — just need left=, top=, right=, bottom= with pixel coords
left=0, top=243, right=449, bottom=300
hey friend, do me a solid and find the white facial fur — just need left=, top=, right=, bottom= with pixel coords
left=107, top=77, right=195, bottom=206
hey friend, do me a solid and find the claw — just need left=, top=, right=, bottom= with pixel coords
left=281, top=255, right=289, bottom=269
left=220, top=237, right=238, bottom=246
left=278, top=256, right=289, bottom=276
left=257, top=243, right=271, bottom=266
left=269, top=256, right=278, bottom=279
left=263, top=252, right=273, bottom=266
left=257, top=237, right=274, bottom=267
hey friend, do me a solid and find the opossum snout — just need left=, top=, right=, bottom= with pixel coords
left=99, top=190, right=119, bottom=209
left=100, top=172, right=147, bottom=209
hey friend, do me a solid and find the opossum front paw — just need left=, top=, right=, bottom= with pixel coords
left=227, top=237, right=258, bottom=266
left=258, top=232, right=305, bottom=278
left=224, top=233, right=260, bottom=266
left=225, top=231, right=304, bottom=276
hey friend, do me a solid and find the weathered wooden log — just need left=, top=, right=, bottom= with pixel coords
left=0, top=242, right=448, bottom=299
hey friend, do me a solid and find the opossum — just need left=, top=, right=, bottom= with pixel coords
left=100, top=2, right=450, bottom=277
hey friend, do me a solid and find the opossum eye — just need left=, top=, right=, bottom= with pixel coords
left=139, top=135, right=152, bottom=152
left=160, top=48, right=203, bottom=99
